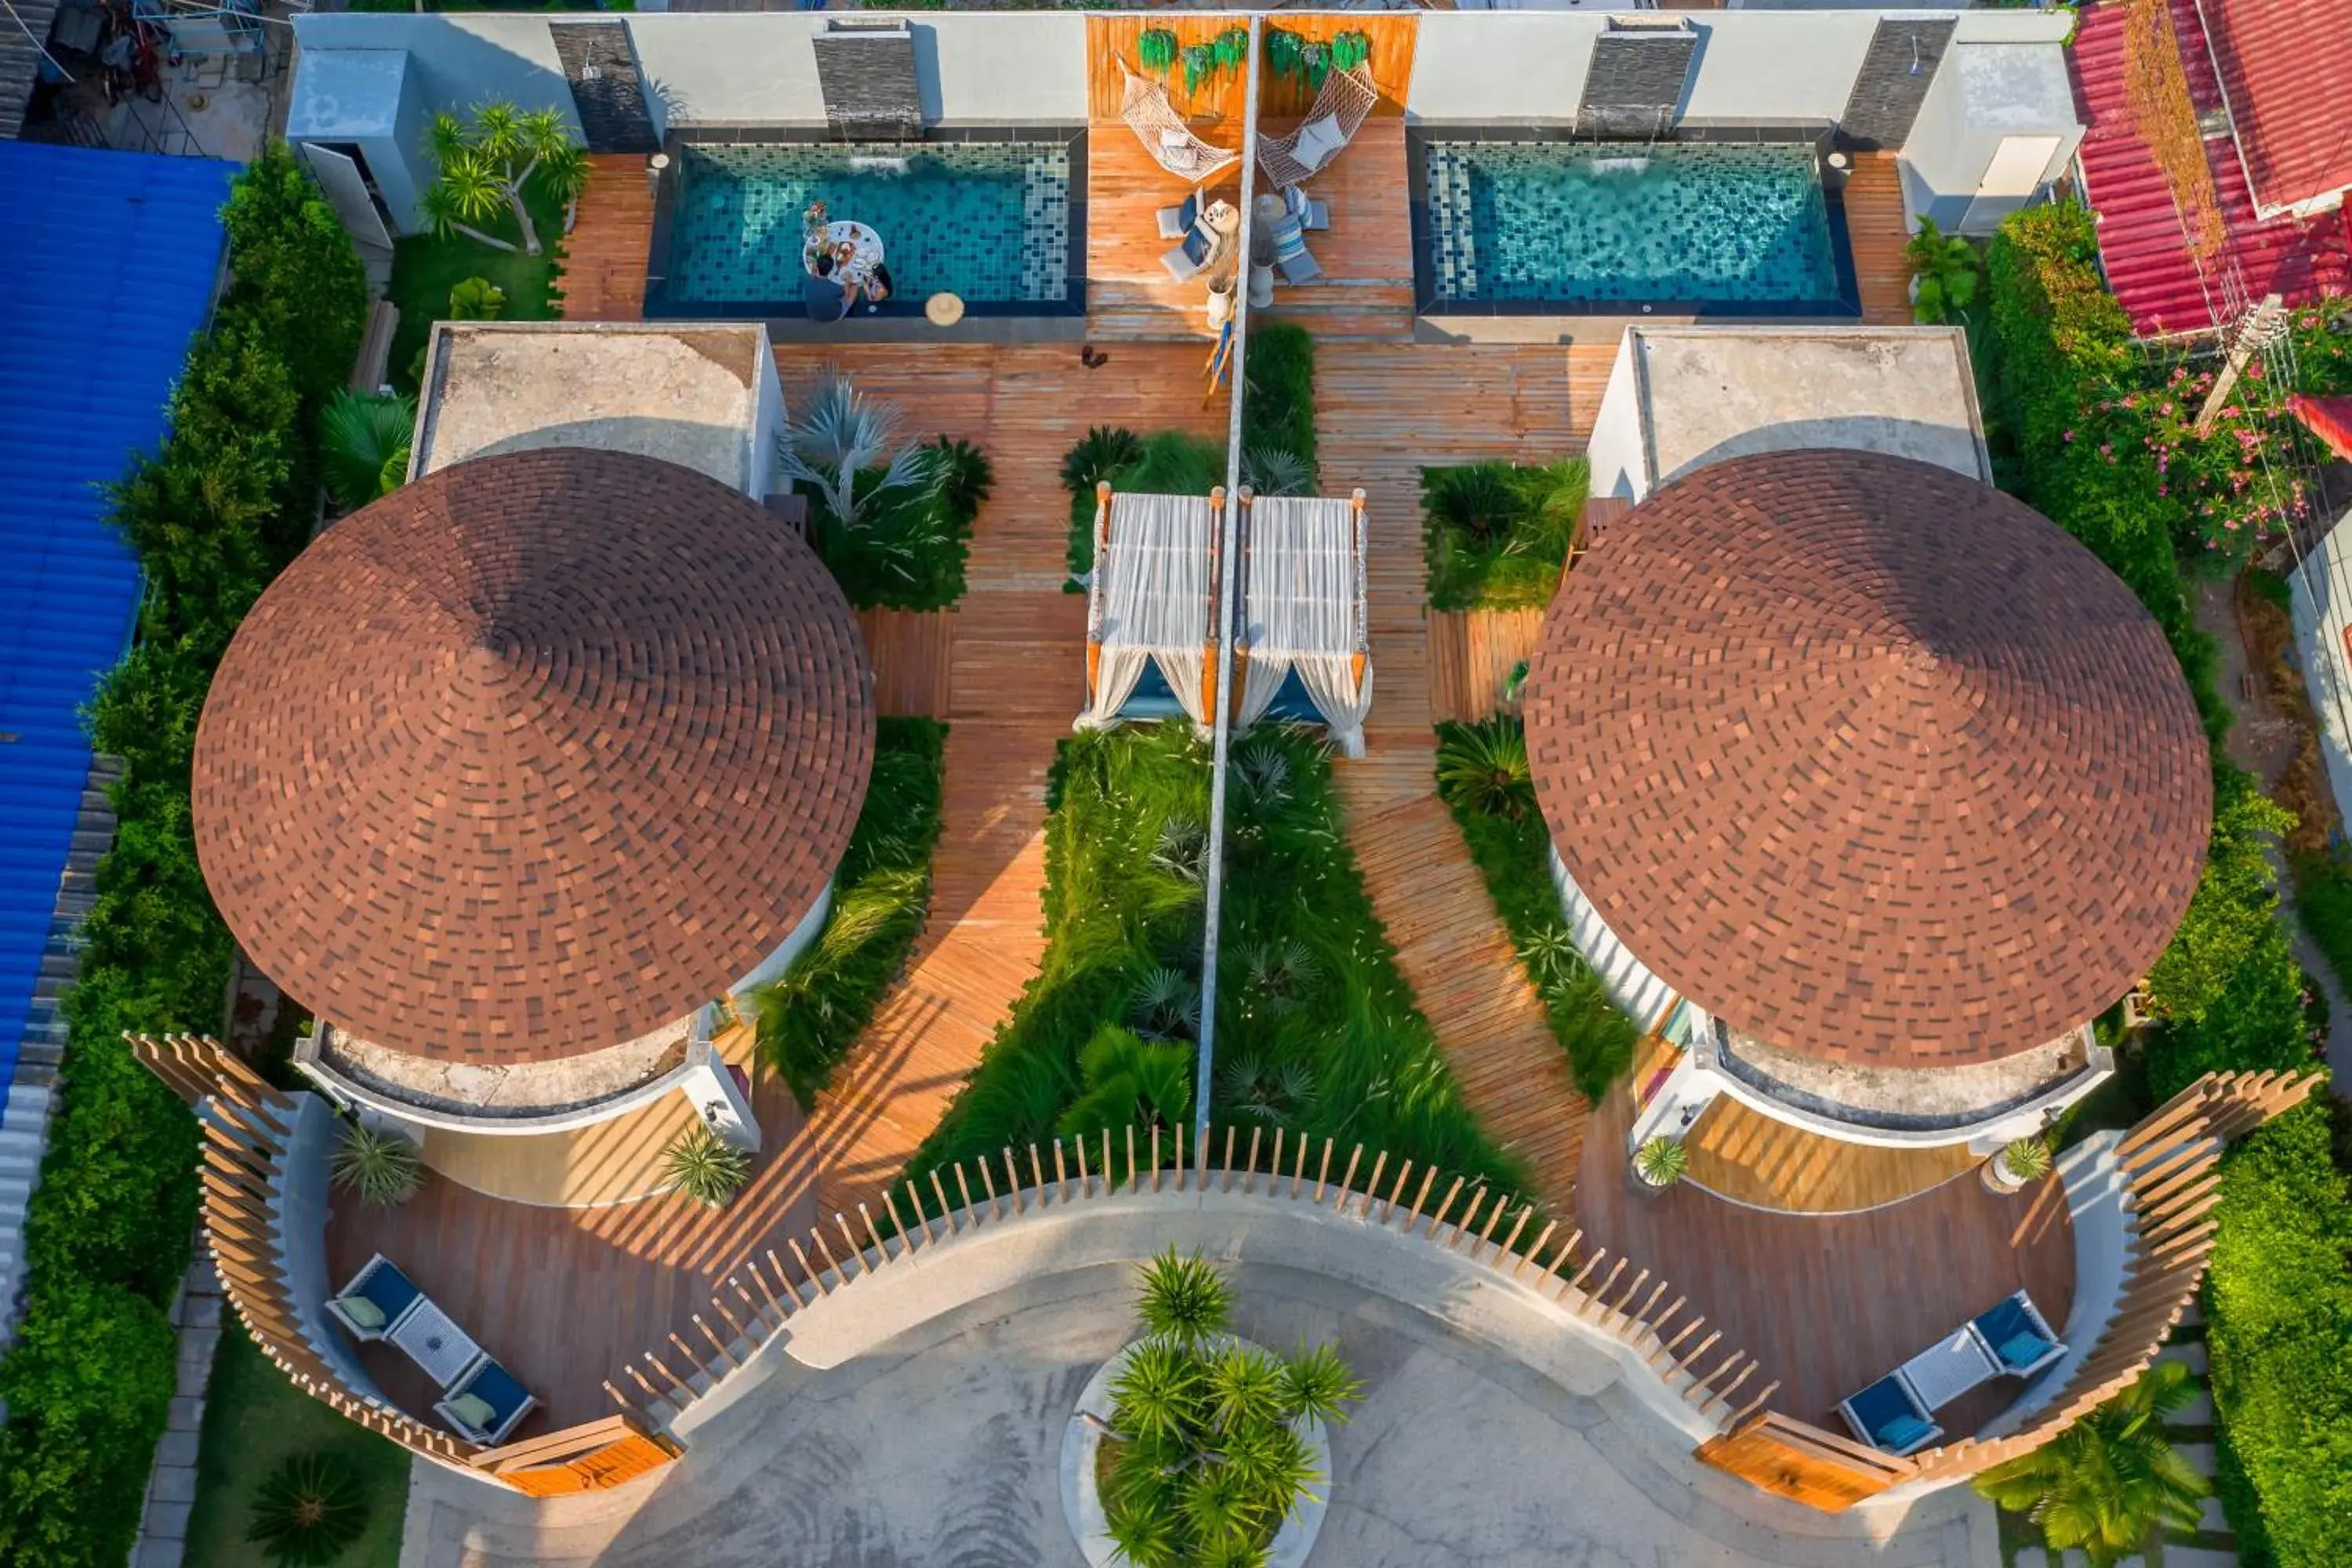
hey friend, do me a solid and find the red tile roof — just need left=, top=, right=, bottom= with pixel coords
left=1524, top=451, right=2211, bottom=1070
left=2291, top=393, right=2352, bottom=460
left=194, top=449, right=876, bottom=1065
left=2069, top=0, right=2350, bottom=338
left=2191, top=0, right=2352, bottom=213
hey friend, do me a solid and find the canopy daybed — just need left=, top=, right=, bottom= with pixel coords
left=1077, top=485, right=1373, bottom=754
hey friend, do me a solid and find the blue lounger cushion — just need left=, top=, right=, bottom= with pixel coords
left=1998, top=1330, right=2054, bottom=1370
left=1971, top=1290, right=2063, bottom=1374
left=1876, top=1414, right=1933, bottom=1450
left=463, top=1358, right=532, bottom=1422
left=1181, top=225, right=1211, bottom=266
left=354, top=1259, right=420, bottom=1323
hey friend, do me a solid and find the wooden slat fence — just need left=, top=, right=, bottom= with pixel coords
left=1258, top=14, right=1418, bottom=120
left=612, top=1122, right=1777, bottom=1442
left=128, top=1033, right=681, bottom=1495
left=1086, top=14, right=1254, bottom=134
left=1697, top=1069, right=2321, bottom=1509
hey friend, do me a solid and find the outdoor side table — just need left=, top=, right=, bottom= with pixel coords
left=391, top=1298, right=485, bottom=1390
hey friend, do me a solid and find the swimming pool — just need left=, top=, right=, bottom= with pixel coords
left=1414, top=139, right=1855, bottom=316
left=655, top=137, right=1082, bottom=318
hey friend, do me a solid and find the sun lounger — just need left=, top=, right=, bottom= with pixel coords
left=1967, top=1290, right=2067, bottom=1380
left=434, top=1354, right=539, bottom=1446
left=325, top=1253, right=423, bottom=1343
left=1163, top=222, right=1217, bottom=283
left=1896, top=1324, right=2003, bottom=1411
left=1837, top=1370, right=1943, bottom=1457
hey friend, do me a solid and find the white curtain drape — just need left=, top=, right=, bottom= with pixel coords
left=1242, top=496, right=1370, bottom=753
left=1076, top=492, right=1217, bottom=732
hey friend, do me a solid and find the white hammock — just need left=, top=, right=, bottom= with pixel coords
left=1119, top=59, right=1241, bottom=184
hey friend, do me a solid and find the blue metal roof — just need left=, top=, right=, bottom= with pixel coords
left=0, top=143, right=238, bottom=1076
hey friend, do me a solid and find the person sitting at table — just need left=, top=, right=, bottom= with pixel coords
left=866, top=262, right=894, bottom=306
left=803, top=252, right=861, bottom=323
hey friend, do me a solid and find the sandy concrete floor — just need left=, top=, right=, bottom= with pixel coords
left=399, top=1261, right=1999, bottom=1568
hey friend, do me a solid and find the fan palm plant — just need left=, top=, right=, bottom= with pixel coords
left=661, top=1124, right=752, bottom=1207
left=776, top=375, right=930, bottom=533
left=1219, top=1052, right=1316, bottom=1123
left=318, top=390, right=416, bottom=511
left=1974, top=1362, right=2208, bottom=1565
left=1242, top=445, right=1313, bottom=498
left=247, top=1452, right=369, bottom=1566
left=328, top=1121, right=420, bottom=1207
left=1059, top=1023, right=1193, bottom=1137
left=1436, top=717, right=1535, bottom=821
left=1129, top=965, right=1203, bottom=1040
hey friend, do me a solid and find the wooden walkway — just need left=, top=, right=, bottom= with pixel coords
left=1681, top=1095, right=1983, bottom=1216
left=1316, top=339, right=1613, bottom=1216
left=1847, top=151, right=1916, bottom=327
left=857, top=608, right=952, bottom=718
left=561, top=154, right=655, bottom=321
left=1576, top=1086, right=2075, bottom=1433
left=329, top=343, right=1229, bottom=1431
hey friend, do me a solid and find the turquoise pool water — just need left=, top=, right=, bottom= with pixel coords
left=1421, top=141, right=1843, bottom=309
left=666, top=142, right=1074, bottom=310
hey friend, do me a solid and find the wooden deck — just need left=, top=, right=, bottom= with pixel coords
left=1087, top=121, right=1240, bottom=342
left=1681, top=1094, right=1984, bottom=1216
left=1847, top=151, right=1915, bottom=327
left=1576, top=1086, right=2074, bottom=1434
left=1255, top=117, right=1419, bottom=343
left=328, top=343, right=1230, bottom=1434
left=857, top=607, right=952, bottom=719
left=561, top=154, right=655, bottom=321
left=1315, top=339, right=1613, bottom=1214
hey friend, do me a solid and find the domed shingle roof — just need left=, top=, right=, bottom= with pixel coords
left=1526, top=449, right=2209, bottom=1067
left=194, top=448, right=874, bottom=1065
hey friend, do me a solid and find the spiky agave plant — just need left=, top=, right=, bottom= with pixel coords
left=1633, top=1134, right=1688, bottom=1189
left=1436, top=717, right=1534, bottom=821
left=329, top=1121, right=421, bottom=1207
left=662, top=1124, right=752, bottom=1207
left=2000, top=1136, right=2056, bottom=1185
left=247, top=1452, right=369, bottom=1567
left=318, top=390, right=416, bottom=511
left=1134, top=1247, right=1232, bottom=1345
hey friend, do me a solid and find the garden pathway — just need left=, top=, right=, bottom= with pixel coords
left=1312, top=340, right=1615, bottom=1217
left=559, top=154, right=653, bottom=321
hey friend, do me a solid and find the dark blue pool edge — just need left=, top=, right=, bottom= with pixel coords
left=1405, top=122, right=1864, bottom=321
left=643, top=125, right=1089, bottom=322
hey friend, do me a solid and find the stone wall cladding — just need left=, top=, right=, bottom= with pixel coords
left=1841, top=19, right=1957, bottom=150
left=1576, top=29, right=1697, bottom=140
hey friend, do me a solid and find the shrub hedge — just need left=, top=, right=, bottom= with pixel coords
left=808, top=437, right=989, bottom=611
left=1241, top=321, right=1317, bottom=488
left=1420, top=457, right=1588, bottom=611
left=750, top=718, right=947, bottom=1111
left=1984, top=202, right=2343, bottom=1563
left=0, top=145, right=367, bottom=1568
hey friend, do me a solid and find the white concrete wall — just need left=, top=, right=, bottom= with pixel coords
left=1407, top=9, right=2074, bottom=125
left=1900, top=42, right=2082, bottom=234
left=1584, top=332, right=1647, bottom=503
left=2289, top=504, right=2352, bottom=826
left=291, top=13, right=1086, bottom=132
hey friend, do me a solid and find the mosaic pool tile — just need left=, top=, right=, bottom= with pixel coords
left=1421, top=142, right=1838, bottom=307
left=669, top=142, right=1071, bottom=307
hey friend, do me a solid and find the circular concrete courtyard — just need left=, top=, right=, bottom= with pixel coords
left=400, top=1259, right=1999, bottom=1568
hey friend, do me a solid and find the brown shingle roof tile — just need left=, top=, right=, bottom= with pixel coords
left=193, top=448, right=874, bottom=1065
left=1526, top=449, right=2209, bottom=1068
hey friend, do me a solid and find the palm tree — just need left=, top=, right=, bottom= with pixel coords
left=318, top=390, right=415, bottom=511
left=1134, top=1247, right=1232, bottom=1345
left=1436, top=718, right=1534, bottom=821
left=1278, top=1341, right=1363, bottom=1428
left=422, top=103, right=587, bottom=255
left=775, top=376, right=930, bottom=533
left=1111, top=1335, right=1204, bottom=1444
left=246, top=1453, right=369, bottom=1566
left=1060, top=1024, right=1193, bottom=1138
left=1974, top=1362, right=2209, bottom=1565
left=1207, top=1344, right=1289, bottom=1434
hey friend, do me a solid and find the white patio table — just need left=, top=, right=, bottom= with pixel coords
left=390, top=1298, right=484, bottom=1390
left=1897, top=1324, right=2001, bottom=1411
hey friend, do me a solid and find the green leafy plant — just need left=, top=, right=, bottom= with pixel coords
left=1633, top=1135, right=1687, bottom=1188
left=0, top=146, right=368, bottom=1568
left=1265, top=27, right=1303, bottom=82
left=317, top=389, right=416, bottom=511
left=1421, top=458, right=1586, bottom=609
left=1181, top=42, right=1215, bottom=95
left=1435, top=717, right=1533, bottom=822
left=328, top=1122, right=421, bottom=1207
left=1063, top=428, right=1223, bottom=582
left=1906, top=216, right=1981, bottom=324
left=1059, top=1023, right=1193, bottom=1138
left=1213, top=27, right=1249, bottom=71
left=751, top=719, right=946, bottom=1110
left=1975, top=1361, right=2207, bottom=1565
left=1136, top=27, right=1178, bottom=75
left=1330, top=30, right=1371, bottom=74
left=1998, top=1136, right=2054, bottom=1185
left=660, top=1124, right=752, bottom=1208
left=1098, top=1251, right=1358, bottom=1566
left=447, top=275, right=506, bottom=320
left=245, top=1452, right=369, bottom=1567
left=420, top=101, right=587, bottom=256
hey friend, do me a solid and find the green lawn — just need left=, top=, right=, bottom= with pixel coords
left=385, top=183, right=567, bottom=396
left=184, top=1326, right=409, bottom=1568
left=1421, top=457, right=1588, bottom=611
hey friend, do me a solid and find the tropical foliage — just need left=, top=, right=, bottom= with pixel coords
left=1905, top=216, right=1981, bottom=325
left=750, top=718, right=946, bottom=1110
left=783, top=379, right=988, bottom=610
left=1097, top=1249, right=1361, bottom=1568
left=420, top=101, right=587, bottom=256
left=1243, top=322, right=1318, bottom=491
left=661, top=1125, right=752, bottom=1207
left=328, top=1123, right=421, bottom=1208
left=386, top=194, right=563, bottom=398
left=1433, top=719, right=1640, bottom=1098
left=1633, top=1136, right=1686, bottom=1188
left=0, top=145, right=368, bottom=1568
left=246, top=1452, right=370, bottom=1567
left=1421, top=457, right=1588, bottom=610
left=1061, top=428, right=1225, bottom=583
left=1975, top=1362, right=2208, bottom=1566
left=318, top=390, right=415, bottom=511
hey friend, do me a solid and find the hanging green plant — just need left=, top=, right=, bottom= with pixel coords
left=1136, top=28, right=1178, bottom=75
left=1265, top=27, right=1304, bottom=83
left=1330, top=29, right=1372, bottom=74
left=1213, top=26, right=1249, bottom=72
left=1181, top=42, right=1214, bottom=96
left=1303, top=40, right=1331, bottom=92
